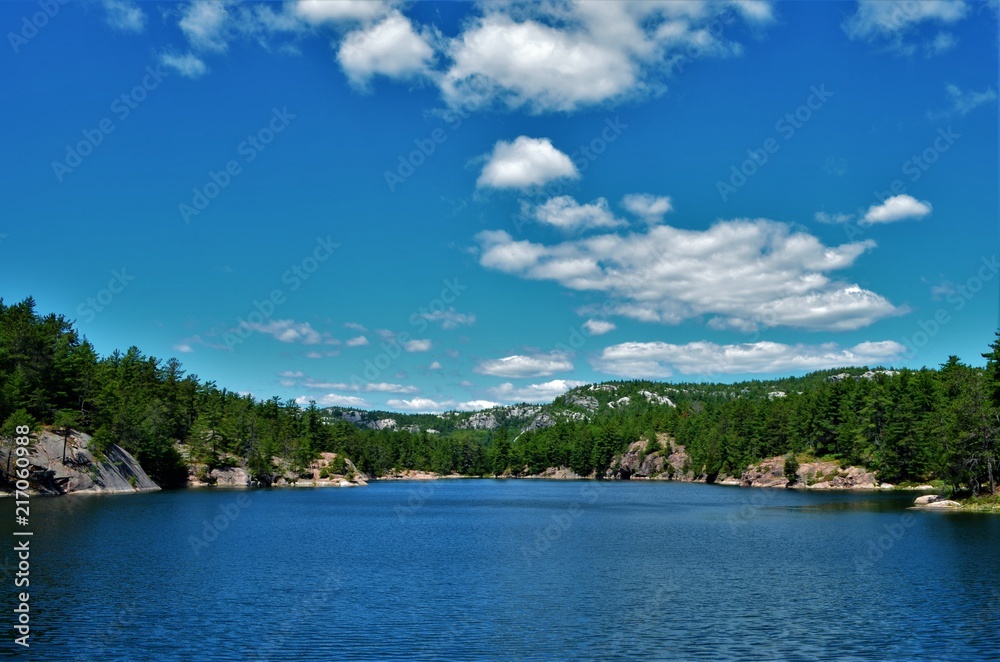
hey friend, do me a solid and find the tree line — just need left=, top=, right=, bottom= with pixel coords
left=0, top=296, right=996, bottom=496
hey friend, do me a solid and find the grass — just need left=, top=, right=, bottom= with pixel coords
left=959, top=494, right=1000, bottom=513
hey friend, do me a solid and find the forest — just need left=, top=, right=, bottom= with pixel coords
left=0, top=296, right=997, bottom=496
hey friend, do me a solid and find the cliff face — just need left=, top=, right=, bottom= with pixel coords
left=4, top=430, right=159, bottom=495
left=603, top=435, right=889, bottom=490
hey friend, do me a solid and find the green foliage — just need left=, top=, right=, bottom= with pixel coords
left=1, top=296, right=998, bottom=497
left=783, top=455, right=800, bottom=483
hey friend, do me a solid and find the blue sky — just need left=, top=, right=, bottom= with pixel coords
left=1, top=0, right=997, bottom=412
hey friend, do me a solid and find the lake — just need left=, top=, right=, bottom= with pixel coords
left=4, top=480, right=999, bottom=660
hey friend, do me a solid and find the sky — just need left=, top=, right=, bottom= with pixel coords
left=1, top=0, right=998, bottom=412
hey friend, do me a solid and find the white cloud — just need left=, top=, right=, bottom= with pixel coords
left=159, top=52, right=209, bottom=78
left=386, top=397, right=454, bottom=412
left=457, top=400, right=501, bottom=411
left=488, top=379, right=587, bottom=403
left=843, top=0, right=968, bottom=56
left=474, top=353, right=574, bottom=378
left=294, top=0, right=391, bottom=24
left=476, top=217, right=901, bottom=332
left=173, top=343, right=194, bottom=353
left=179, top=0, right=232, bottom=52
left=863, top=195, right=932, bottom=224
left=242, top=319, right=335, bottom=345
left=404, top=339, right=433, bottom=352
left=346, top=335, right=370, bottom=347
left=418, top=309, right=476, bottom=329
left=102, top=0, right=145, bottom=32
left=928, top=83, right=997, bottom=119
left=337, top=11, right=434, bottom=88
left=440, top=2, right=768, bottom=112
left=583, top=319, right=616, bottom=335
left=279, top=370, right=305, bottom=378
left=302, top=380, right=418, bottom=393
left=594, top=339, right=907, bottom=378
left=476, top=137, right=579, bottom=190
left=305, top=350, right=339, bottom=359
left=428, top=361, right=443, bottom=370
left=526, top=196, right=625, bottom=231
left=621, top=194, right=673, bottom=224
left=296, top=393, right=370, bottom=407
left=344, top=322, right=367, bottom=332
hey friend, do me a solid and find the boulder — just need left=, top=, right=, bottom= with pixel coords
left=922, top=499, right=962, bottom=509
left=914, top=494, right=940, bottom=505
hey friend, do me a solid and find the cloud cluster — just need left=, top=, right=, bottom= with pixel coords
left=241, top=319, right=338, bottom=345
left=594, top=339, right=906, bottom=377
left=474, top=352, right=574, bottom=378
left=477, top=217, right=900, bottom=332
left=146, top=1, right=774, bottom=110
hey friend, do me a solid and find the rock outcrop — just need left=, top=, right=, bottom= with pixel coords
left=913, top=494, right=962, bottom=509
left=4, top=430, right=159, bottom=495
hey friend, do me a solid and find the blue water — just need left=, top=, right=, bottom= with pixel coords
left=3, top=481, right=999, bottom=660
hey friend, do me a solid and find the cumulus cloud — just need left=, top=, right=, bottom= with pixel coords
left=927, top=83, right=997, bottom=119
left=294, top=0, right=391, bottom=24
left=159, top=52, right=209, bottom=78
left=344, top=322, right=367, bottom=332
left=474, top=352, right=574, bottom=378
left=295, top=393, right=370, bottom=407
left=525, top=196, right=625, bottom=231
left=441, top=2, right=771, bottom=112
left=583, top=319, right=616, bottom=335
left=428, top=361, right=443, bottom=370
left=594, top=339, right=907, bottom=378
left=337, top=11, right=435, bottom=88
left=102, top=0, right=145, bottom=32
left=843, top=0, right=968, bottom=56
left=345, top=335, right=370, bottom=347
left=476, top=137, right=579, bottom=190
left=488, top=379, right=587, bottom=403
left=621, top=194, right=673, bottom=224
left=863, top=195, right=932, bottom=224
left=386, top=397, right=454, bottom=412
left=173, top=343, right=194, bottom=354
left=476, top=218, right=901, bottom=332
left=403, top=339, right=433, bottom=352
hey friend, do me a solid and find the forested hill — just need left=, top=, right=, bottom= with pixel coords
left=1, top=296, right=997, bottom=496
